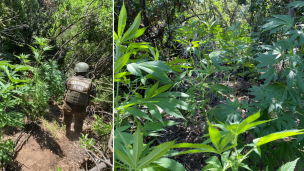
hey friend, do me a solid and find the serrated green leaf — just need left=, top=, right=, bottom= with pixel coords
left=14, top=65, right=32, bottom=71
left=143, top=120, right=179, bottom=131
left=122, top=11, right=142, bottom=42
left=114, top=53, right=130, bottom=73
left=209, top=124, right=221, bottom=151
left=127, top=63, right=142, bottom=76
left=153, top=84, right=172, bottom=97
left=152, top=101, right=185, bottom=119
left=256, top=130, right=304, bottom=146
left=203, top=156, right=223, bottom=170
left=211, top=84, right=232, bottom=98
left=122, top=27, right=147, bottom=42
left=287, top=1, right=304, bottom=8
left=239, top=163, right=252, bottom=171
left=209, top=51, right=223, bottom=71
left=262, top=15, right=294, bottom=34
left=150, top=98, right=188, bottom=110
left=153, top=158, right=186, bottom=171
left=147, top=103, right=163, bottom=124
left=277, top=158, right=299, bottom=171
left=133, top=127, right=143, bottom=166
left=137, top=65, right=171, bottom=83
left=137, top=141, right=175, bottom=169
left=118, top=3, right=127, bottom=38
left=154, top=92, right=189, bottom=98
left=172, top=143, right=218, bottom=154
left=124, top=107, right=151, bottom=121
left=146, top=82, right=159, bottom=99
left=115, top=149, right=136, bottom=168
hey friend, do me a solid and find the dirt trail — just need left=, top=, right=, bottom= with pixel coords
left=2, top=103, right=97, bottom=171
left=4, top=120, right=91, bottom=171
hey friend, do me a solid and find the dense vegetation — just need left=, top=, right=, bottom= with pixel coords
left=0, top=0, right=112, bottom=169
left=114, top=0, right=304, bottom=170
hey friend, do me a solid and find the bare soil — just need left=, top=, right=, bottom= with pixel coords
left=4, top=125, right=88, bottom=171
left=2, top=103, right=107, bottom=171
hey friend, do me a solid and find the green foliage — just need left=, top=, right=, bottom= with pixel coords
left=0, top=59, right=31, bottom=166
left=287, top=1, right=304, bottom=9
left=93, top=76, right=113, bottom=104
left=172, top=110, right=304, bottom=170
left=51, top=0, right=112, bottom=74
left=80, top=133, right=96, bottom=151
left=114, top=125, right=186, bottom=171
left=0, top=138, right=14, bottom=167
left=114, top=3, right=190, bottom=170
left=115, top=0, right=304, bottom=170
left=262, top=15, right=294, bottom=34
left=1, top=0, right=112, bottom=77
left=20, top=37, right=65, bottom=121
left=114, top=3, right=189, bottom=128
left=276, top=158, right=299, bottom=171
left=1, top=1, right=112, bottom=168
left=91, top=115, right=112, bottom=137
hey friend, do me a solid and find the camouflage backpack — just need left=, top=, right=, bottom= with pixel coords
left=65, top=76, right=92, bottom=106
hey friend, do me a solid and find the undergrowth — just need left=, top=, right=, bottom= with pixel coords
left=114, top=1, right=304, bottom=170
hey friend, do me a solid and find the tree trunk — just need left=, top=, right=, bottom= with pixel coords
left=140, top=0, right=148, bottom=28
left=288, top=0, right=295, bottom=19
left=288, top=0, right=295, bottom=31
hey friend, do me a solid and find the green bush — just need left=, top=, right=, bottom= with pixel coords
left=91, top=115, right=112, bottom=137
left=19, top=37, right=65, bottom=121
left=115, top=1, right=304, bottom=170
left=0, top=60, right=31, bottom=166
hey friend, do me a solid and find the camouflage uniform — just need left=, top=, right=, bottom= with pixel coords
left=63, top=74, right=96, bottom=135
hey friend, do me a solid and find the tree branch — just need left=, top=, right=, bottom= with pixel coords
left=181, top=14, right=207, bottom=23
left=50, top=15, right=88, bottom=42
left=84, top=0, right=97, bottom=15
left=212, top=4, right=229, bottom=29
left=230, top=4, right=239, bottom=24
left=223, top=0, right=232, bottom=19
left=52, top=26, right=89, bottom=59
left=84, top=37, right=111, bottom=63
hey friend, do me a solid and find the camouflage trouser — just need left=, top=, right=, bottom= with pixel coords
left=63, top=101, right=86, bottom=134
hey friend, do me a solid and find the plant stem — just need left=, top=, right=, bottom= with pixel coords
left=233, top=134, right=239, bottom=170
left=240, top=147, right=255, bottom=163
left=222, top=155, right=236, bottom=171
left=116, top=81, right=120, bottom=127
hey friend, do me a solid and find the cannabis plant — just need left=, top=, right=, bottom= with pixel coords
left=114, top=125, right=187, bottom=170
left=239, top=1, right=304, bottom=168
left=172, top=110, right=304, bottom=170
left=114, top=3, right=190, bottom=127
left=20, top=37, right=64, bottom=121
left=91, top=115, right=112, bottom=137
left=0, top=60, right=31, bottom=166
left=114, top=3, right=191, bottom=169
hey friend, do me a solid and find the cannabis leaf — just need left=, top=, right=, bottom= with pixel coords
left=285, top=30, right=304, bottom=46
left=262, top=15, right=294, bottom=34
left=287, top=1, right=304, bottom=8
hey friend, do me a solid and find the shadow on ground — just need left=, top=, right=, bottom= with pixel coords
left=31, top=124, right=64, bottom=157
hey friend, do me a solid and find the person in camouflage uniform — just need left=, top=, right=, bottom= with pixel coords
left=63, top=62, right=96, bottom=136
